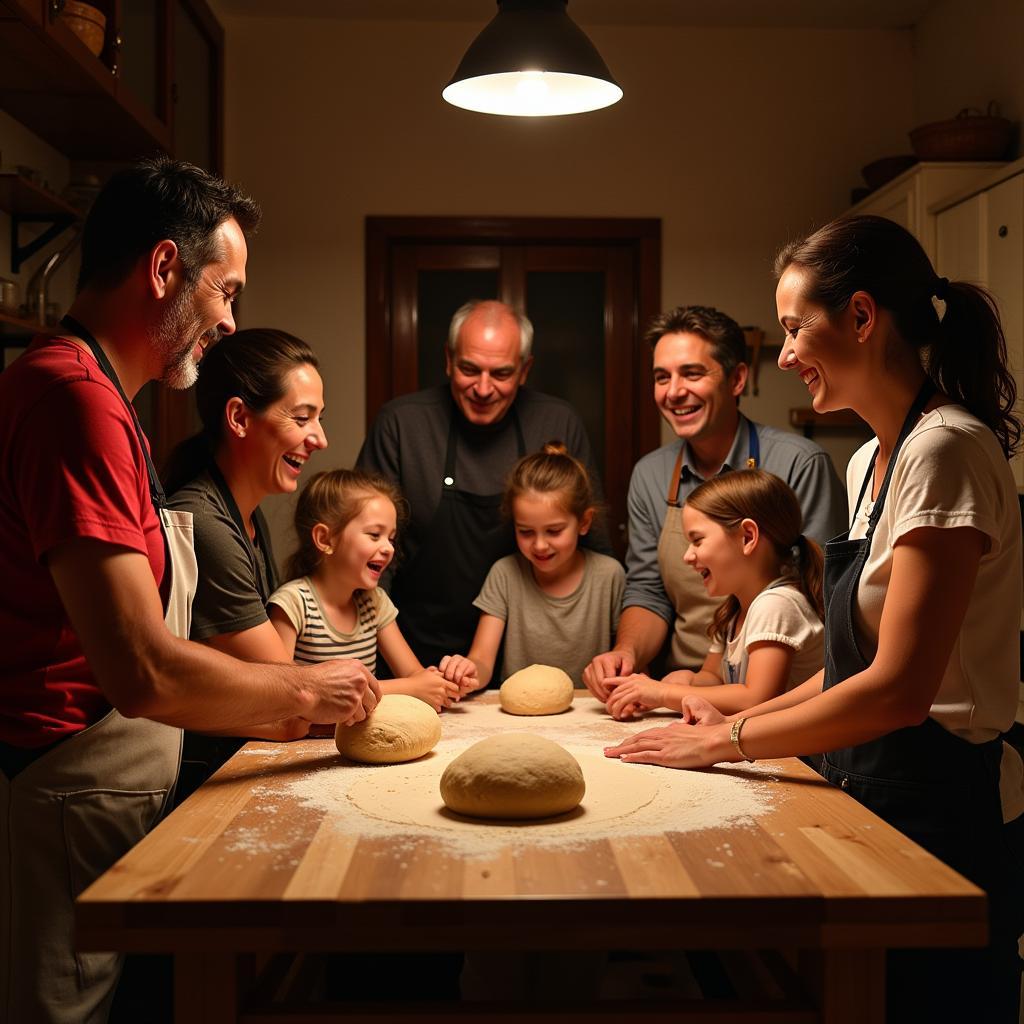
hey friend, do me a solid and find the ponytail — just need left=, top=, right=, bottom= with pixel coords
left=931, top=281, right=1019, bottom=458
left=775, top=215, right=1021, bottom=459
left=793, top=534, right=824, bottom=622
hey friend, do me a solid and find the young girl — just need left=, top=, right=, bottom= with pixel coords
left=606, top=469, right=824, bottom=720
left=438, top=442, right=625, bottom=692
left=268, top=470, right=460, bottom=713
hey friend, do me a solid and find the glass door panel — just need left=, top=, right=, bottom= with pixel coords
left=525, top=269, right=606, bottom=469
left=416, top=269, right=499, bottom=391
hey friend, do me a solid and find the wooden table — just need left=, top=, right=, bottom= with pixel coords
left=77, top=696, right=985, bottom=1023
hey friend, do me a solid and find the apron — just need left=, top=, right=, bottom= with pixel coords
left=178, top=461, right=277, bottom=791
left=391, top=405, right=525, bottom=668
left=0, top=318, right=198, bottom=1023
left=657, top=421, right=759, bottom=670
left=817, top=382, right=1023, bottom=1021
left=207, top=460, right=278, bottom=601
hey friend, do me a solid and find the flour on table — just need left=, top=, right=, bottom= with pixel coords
left=284, top=696, right=778, bottom=856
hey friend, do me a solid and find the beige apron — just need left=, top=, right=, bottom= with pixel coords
left=657, top=445, right=757, bottom=671
left=0, top=508, right=196, bottom=1024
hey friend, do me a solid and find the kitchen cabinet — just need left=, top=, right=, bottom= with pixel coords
left=0, top=0, right=223, bottom=461
left=934, top=159, right=1024, bottom=489
left=849, top=161, right=1004, bottom=264
left=0, top=0, right=222, bottom=167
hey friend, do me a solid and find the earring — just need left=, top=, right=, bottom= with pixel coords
left=325, top=548, right=333, bottom=555
left=238, top=429, right=246, bottom=437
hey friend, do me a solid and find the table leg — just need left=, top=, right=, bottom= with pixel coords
left=800, top=949, right=885, bottom=1023
left=174, top=952, right=240, bottom=1024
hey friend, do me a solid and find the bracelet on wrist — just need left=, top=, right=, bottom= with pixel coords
left=730, top=717, right=755, bottom=763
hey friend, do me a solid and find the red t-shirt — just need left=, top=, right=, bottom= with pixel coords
left=0, top=337, right=165, bottom=747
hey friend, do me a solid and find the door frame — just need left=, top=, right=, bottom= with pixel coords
left=365, top=216, right=663, bottom=542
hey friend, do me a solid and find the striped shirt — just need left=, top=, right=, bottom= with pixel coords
left=268, top=577, right=398, bottom=673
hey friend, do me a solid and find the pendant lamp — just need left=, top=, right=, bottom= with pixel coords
left=442, top=0, right=623, bottom=117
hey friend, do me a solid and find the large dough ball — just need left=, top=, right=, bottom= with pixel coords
left=499, top=664, right=574, bottom=715
left=440, top=733, right=585, bottom=819
left=335, top=693, right=441, bottom=764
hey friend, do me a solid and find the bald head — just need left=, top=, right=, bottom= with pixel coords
left=445, top=300, right=534, bottom=426
left=447, top=300, right=533, bottom=361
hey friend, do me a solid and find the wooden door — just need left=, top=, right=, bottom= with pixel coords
left=366, top=217, right=661, bottom=557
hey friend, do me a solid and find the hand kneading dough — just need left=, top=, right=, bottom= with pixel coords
left=440, top=733, right=585, bottom=819
left=499, top=664, right=574, bottom=715
left=335, top=694, right=441, bottom=764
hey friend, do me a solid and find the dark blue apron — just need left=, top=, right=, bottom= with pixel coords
left=818, top=381, right=1023, bottom=1021
left=391, top=404, right=525, bottom=668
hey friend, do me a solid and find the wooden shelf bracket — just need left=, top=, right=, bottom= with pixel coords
left=11, top=212, right=76, bottom=274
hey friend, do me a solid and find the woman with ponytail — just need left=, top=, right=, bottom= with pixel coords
left=606, top=470, right=824, bottom=720
left=165, top=329, right=365, bottom=778
left=166, top=328, right=327, bottom=663
left=608, top=214, right=1024, bottom=1023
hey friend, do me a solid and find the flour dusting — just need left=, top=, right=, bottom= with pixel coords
left=277, top=696, right=780, bottom=856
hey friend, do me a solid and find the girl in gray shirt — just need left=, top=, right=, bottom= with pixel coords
left=438, top=443, right=625, bottom=690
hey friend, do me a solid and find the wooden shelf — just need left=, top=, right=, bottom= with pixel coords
left=0, top=8, right=169, bottom=159
left=790, top=407, right=868, bottom=438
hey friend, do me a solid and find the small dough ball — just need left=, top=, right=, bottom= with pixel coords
left=335, top=693, right=441, bottom=764
left=499, top=664, right=574, bottom=716
left=440, top=733, right=585, bottom=819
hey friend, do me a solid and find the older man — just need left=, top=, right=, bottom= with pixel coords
left=358, top=299, right=607, bottom=668
left=0, top=158, right=377, bottom=1023
left=584, top=304, right=846, bottom=699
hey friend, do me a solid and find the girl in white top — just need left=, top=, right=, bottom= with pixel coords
left=437, top=442, right=625, bottom=691
left=606, top=469, right=823, bottom=720
left=268, top=470, right=460, bottom=713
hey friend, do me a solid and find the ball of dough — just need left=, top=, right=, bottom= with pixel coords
left=440, top=733, right=585, bottom=819
left=499, top=664, right=574, bottom=716
left=335, top=694, right=441, bottom=764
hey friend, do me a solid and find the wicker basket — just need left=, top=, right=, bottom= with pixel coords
left=60, top=1, right=106, bottom=58
left=909, top=108, right=1013, bottom=161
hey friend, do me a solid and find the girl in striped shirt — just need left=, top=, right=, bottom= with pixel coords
left=269, top=470, right=460, bottom=712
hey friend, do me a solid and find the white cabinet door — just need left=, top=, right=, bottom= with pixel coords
left=984, top=175, right=1024, bottom=488
left=935, top=194, right=984, bottom=284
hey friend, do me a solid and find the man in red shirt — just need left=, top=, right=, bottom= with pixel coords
left=0, top=158, right=379, bottom=1023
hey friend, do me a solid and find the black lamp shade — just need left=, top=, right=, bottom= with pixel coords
left=443, top=0, right=623, bottom=116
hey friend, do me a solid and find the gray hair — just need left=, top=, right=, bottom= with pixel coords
left=447, top=300, right=534, bottom=360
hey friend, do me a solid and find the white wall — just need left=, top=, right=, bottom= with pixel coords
left=220, top=15, right=913, bottom=547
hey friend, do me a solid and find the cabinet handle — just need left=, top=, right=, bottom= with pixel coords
left=998, top=225, right=1009, bottom=238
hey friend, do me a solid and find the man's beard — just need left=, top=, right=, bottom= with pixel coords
left=150, top=284, right=221, bottom=391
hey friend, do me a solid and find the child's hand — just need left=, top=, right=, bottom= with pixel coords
left=437, top=654, right=480, bottom=694
left=404, top=668, right=461, bottom=713
left=678, top=695, right=726, bottom=726
left=604, top=673, right=666, bottom=721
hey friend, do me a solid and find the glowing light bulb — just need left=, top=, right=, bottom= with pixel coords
left=514, top=71, right=550, bottom=110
